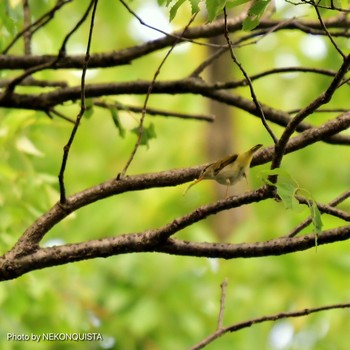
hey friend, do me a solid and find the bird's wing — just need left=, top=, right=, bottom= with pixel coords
left=214, top=154, right=238, bottom=176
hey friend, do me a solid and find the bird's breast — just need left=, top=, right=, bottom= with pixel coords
left=215, top=164, right=245, bottom=185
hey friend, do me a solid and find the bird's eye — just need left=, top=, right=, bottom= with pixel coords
left=202, top=165, right=211, bottom=174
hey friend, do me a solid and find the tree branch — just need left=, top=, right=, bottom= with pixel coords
left=0, top=16, right=348, bottom=70
left=2, top=0, right=72, bottom=54
left=1, top=222, right=349, bottom=281
left=287, top=189, right=350, bottom=237
left=3, top=0, right=96, bottom=94
left=270, top=54, right=350, bottom=176
left=2, top=78, right=349, bottom=146
left=190, top=301, right=350, bottom=350
left=58, top=0, right=98, bottom=204
left=94, top=100, right=215, bottom=122
left=22, top=0, right=32, bottom=55
left=223, top=7, right=277, bottom=144
left=120, top=12, right=197, bottom=177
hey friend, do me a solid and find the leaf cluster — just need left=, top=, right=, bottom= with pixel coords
left=159, top=0, right=272, bottom=30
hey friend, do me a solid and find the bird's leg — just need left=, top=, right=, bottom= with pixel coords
left=243, top=171, right=251, bottom=190
left=225, top=186, right=229, bottom=198
left=225, top=179, right=230, bottom=198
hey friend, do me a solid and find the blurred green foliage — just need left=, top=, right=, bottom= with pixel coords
left=0, top=0, right=349, bottom=349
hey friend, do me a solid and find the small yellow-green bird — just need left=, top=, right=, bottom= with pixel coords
left=184, top=144, right=262, bottom=195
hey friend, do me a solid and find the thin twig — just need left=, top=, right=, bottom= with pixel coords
left=118, top=0, right=221, bottom=49
left=22, top=0, right=32, bottom=55
left=4, top=0, right=95, bottom=94
left=217, top=278, right=228, bottom=330
left=190, top=46, right=228, bottom=77
left=119, top=0, right=186, bottom=42
left=230, top=16, right=298, bottom=51
left=58, top=0, right=98, bottom=204
left=311, top=0, right=346, bottom=59
left=287, top=189, right=350, bottom=237
left=295, top=0, right=350, bottom=12
left=119, top=12, right=197, bottom=177
left=46, top=108, right=75, bottom=124
left=94, top=100, right=214, bottom=122
left=270, top=54, right=350, bottom=175
left=223, top=7, right=278, bottom=144
left=338, top=76, right=350, bottom=88
left=57, top=0, right=96, bottom=58
left=207, top=67, right=339, bottom=90
left=190, top=302, right=350, bottom=350
left=296, top=196, right=350, bottom=221
left=2, top=0, right=71, bottom=54
left=288, top=108, right=350, bottom=114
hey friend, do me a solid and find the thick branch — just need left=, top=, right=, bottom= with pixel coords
left=1, top=224, right=349, bottom=281
left=2, top=78, right=349, bottom=147
left=9, top=165, right=205, bottom=256
left=0, top=16, right=349, bottom=70
left=8, top=112, right=350, bottom=256
left=253, top=111, right=350, bottom=166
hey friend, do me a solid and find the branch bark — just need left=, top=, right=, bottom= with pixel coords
left=1, top=220, right=349, bottom=281
left=0, top=16, right=349, bottom=69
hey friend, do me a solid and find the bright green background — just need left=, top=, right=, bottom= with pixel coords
left=0, top=0, right=349, bottom=349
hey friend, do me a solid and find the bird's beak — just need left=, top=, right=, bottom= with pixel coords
left=193, top=176, right=204, bottom=184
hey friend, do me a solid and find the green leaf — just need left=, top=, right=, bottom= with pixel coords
left=0, top=0, right=20, bottom=38
left=332, top=0, right=347, bottom=8
left=308, top=200, right=323, bottom=249
left=110, top=107, right=125, bottom=138
left=170, top=0, right=187, bottom=22
left=242, top=17, right=259, bottom=31
left=158, top=0, right=177, bottom=7
left=205, top=0, right=227, bottom=22
left=131, top=123, right=157, bottom=149
left=261, top=168, right=298, bottom=209
left=227, top=0, right=252, bottom=7
left=310, top=201, right=323, bottom=235
left=189, top=0, right=201, bottom=14
left=262, top=168, right=323, bottom=238
left=249, top=0, right=270, bottom=15
left=297, top=187, right=324, bottom=236
left=243, top=0, right=270, bottom=31
left=84, top=98, right=94, bottom=119
left=16, top=136, right=44, bottom=157
left=276, top=181, right=297, bottom=210
left=0, top=162, right=17, bottom=180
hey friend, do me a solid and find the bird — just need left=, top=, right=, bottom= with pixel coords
left=184, top=144, right=262, bottom=196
